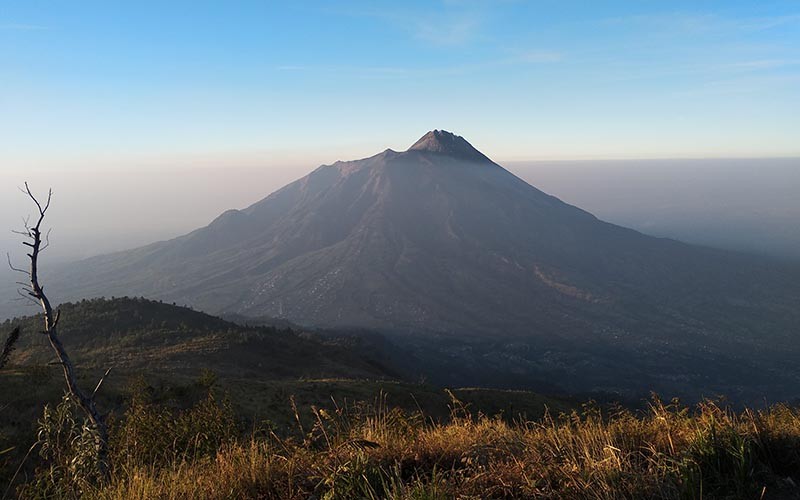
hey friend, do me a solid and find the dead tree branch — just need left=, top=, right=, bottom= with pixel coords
left=14, top=182, right=110, bottom=476
left=6, top=253, right=29, bottom=275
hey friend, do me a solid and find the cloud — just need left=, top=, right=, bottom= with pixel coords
left=676, top=73, right=800, bottom=97
left=735, top=14, right=800, bottom=31
left=275, top=65, right=409, bottom=78
left=721, top=59, right=800, bottom=71
left=326, top=3, right=485, bottom=47
left=275, top=65, right=309, bottom=71
left=598, top=12, right=800, bottom=35
left=0, top=23, right=48, bottom=31
left=514, top=50, right=563, bottom=63
left=411, top=14, right=481, bottom=46
left=272, top=52, right=560, bottom=81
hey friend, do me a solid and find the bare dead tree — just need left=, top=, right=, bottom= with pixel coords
left=7, top=183, right=111, bottom=476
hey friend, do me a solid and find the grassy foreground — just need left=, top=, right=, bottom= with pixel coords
left=22, top=391, right=800, bottom=499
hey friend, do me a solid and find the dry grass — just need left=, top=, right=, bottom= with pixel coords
left=83, top=395, right=800, bottom=500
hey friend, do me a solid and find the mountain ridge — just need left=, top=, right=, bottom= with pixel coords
left=4, top=130, right=800, bottom=402
left=2, top=296, right=393, bottom=380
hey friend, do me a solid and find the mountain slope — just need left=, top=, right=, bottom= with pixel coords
left=13, top=130, right=800, bottom=401
left=2, top=297, right=391, bottom=380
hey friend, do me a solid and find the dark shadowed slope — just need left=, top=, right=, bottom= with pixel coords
left=10, top=131, right=800, bottom=402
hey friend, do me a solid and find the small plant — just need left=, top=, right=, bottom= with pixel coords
left=196, top=368, right=218, bottom=390
left=110, top=382, right=238, bottom=468
left=680, top=403, right=760, bottom=498
left=20, top=395, right=104, bottom=498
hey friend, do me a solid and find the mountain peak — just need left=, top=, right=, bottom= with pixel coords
left=408, top=130, right=493, bottom=163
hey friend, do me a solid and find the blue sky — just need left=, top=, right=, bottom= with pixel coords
left=2, top=0, right=799, bottom=169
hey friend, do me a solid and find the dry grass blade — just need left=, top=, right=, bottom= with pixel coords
left=0, top=327, right=20, bottom=370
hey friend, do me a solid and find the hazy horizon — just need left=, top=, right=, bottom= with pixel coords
left=2, top=152, right=799, bottom=266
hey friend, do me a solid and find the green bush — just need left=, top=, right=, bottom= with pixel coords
left=109, top=382, right=238, bottom=468
left=20, top=395, right=104, bottom=499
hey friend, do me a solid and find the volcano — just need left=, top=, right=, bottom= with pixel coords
left=36, top=131, right=800, bottom=401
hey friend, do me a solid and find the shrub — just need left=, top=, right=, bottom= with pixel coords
left=109, top=382, right=238, bottom=469
left=19, top=395, right=104, bottom=499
